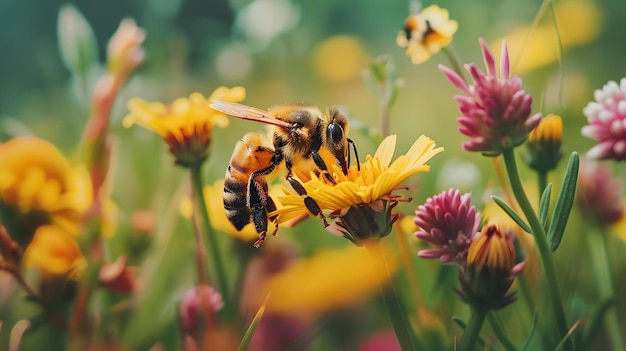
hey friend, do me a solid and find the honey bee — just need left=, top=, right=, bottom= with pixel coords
left=212, top=101, right=360, bottom=247
left=223, top=133, right=278, bottom=247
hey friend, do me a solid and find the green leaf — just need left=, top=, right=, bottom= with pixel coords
left=57, top=4, right=98, bottom=76
left=582, top=296, right=614, bottom=349
left=237, top=293, right=270, bottom=351
left=491, top=195, right=532, bottom=233
left=520, top=312, right=538, bottom=351
left=547, top=152, right=579, bottom=251
left=538, top=183, right=552, bottom=229
left=555, top=320, right=583, bottom=351
left=362, top=55, right=401, bottom=109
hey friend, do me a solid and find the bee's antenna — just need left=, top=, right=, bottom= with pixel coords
left=347, top=138, right=360, bottom=171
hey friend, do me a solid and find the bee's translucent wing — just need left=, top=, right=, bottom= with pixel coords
left=210, top=100, right=292, bottom=129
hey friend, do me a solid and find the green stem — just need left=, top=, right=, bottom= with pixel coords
left=587, top=228, right=624, bottom=351
left=501, top=148, right=571, bottom=351
left=459, top=307, right=487, bottom=351
left=190, top=162, right=230, bottom=303
left=537, top=170, right=547, bottom=203
left=443, top=45, right=467, bottom=82
left=380, top=103, right=390, bottom=138
left=488, top=312, right=518, bottom=351
left=517, top=273, right=535, bottom=317
left=367, top=240, right=420, bottom=351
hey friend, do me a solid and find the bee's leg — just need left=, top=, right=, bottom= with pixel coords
left=311, top=151, right=336, bottom=184
left=248, top=178, right=269, bottom=248
left=347, top=138, right=361, bottom=171
left=266, top=195, right=279, bottom=236
left=246, top=154, right=283, bottom=247
left=285, top=161, right=329, bottom=228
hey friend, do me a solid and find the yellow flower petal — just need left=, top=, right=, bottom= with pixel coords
left=257, top=244, right=398, bottom=315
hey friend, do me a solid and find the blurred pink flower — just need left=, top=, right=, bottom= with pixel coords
left=414, top=189, right=481, bottom=264
left=440, top=38, right=542, bottom=155
left=178, top=284, right=224, bottom=336
left=582, top=78, right=626, bottom=161
left=249, top=314, right=310, bottom=351
left=359, top=330, right=401, bottom=351
left=577, top=159, right=624, bottom=227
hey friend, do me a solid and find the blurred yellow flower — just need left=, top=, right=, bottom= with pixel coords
left=123, top=87, right=245, bottom=167
left=23, top=225, right=86, bottom=279
left=396, top=5, right=458, bottom=65
left=273, top=135, right=442, bottom=244
left=0, top=136, right=92, bottom=239
left=496, top=0, right=601, bottom=74
left=313, top=35, right=368, bottom=83
left=258, top=244, right=398, bottom=315
left=179, top=180, right=281, bottom=242
left=613, top=202, right=626, bottom=243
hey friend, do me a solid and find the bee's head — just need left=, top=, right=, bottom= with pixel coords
left=326, top=108, right=350, bottom=175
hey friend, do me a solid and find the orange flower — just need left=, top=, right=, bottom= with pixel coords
left=0, top=137, right=91, bottom=241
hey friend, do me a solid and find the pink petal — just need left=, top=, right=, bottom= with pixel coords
left=439, top=64, right=470, bottom=94
left=500, top=41, right=510, bottom=79
left=479, top=38, right=497, bottom=77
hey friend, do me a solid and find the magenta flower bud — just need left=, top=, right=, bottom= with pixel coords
left=577, top=159, right=625, bottom=227
left=414, top=189, right=481, bottom=264
left=178, top=284, right=224, bottom=337
left=582, top=78, right=626, bottom=161
left=440, top=38, right=542, bottom=156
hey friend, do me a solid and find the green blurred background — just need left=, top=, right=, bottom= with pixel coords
left=4, top=0, right=625, bottom=162
left=2, top=0, right=626, bottom=348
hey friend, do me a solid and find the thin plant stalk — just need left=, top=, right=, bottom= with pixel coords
left=488, top=312, right=518, bottom=351
left=459, top=307, right=486, bottom=351
left=587, top=227, right=624, bottom=351
left=501, top=148, right=571, bottom=351
left=442, top=45, right=467, bottom=82
left=190, top=162, right=230, bottom=304
left=537, top=170, right=548, bottom=203
left=366, top=240, right=420, bottom=351
left=395, top=229, right=424, bottom=308
left=380, top=104, right=390, bottom=138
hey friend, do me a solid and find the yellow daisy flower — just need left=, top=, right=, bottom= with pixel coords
left=397, top=5, right=458, bottom=65
left=273, top=135, right=443, bottom=245
left=123, top=86, right=245, bottom=167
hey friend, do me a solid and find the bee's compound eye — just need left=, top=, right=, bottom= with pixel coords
left=292, top=122, right=303, bottom=129
left=328, top=123, right=344, bottom=143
